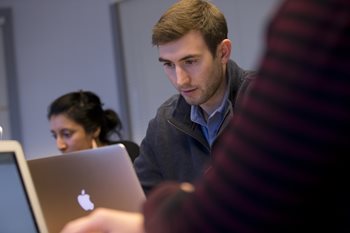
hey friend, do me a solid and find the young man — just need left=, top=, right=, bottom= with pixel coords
left=134, top=0, right=254, bottom=194
left=61, top=0, right=350, bottom=232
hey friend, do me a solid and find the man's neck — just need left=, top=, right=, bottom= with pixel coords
left=200, top=79, right=228, bottom=117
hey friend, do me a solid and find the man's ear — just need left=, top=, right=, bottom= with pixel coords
left=218, top=39, right=231, bottom=63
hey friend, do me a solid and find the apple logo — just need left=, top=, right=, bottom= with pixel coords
left=77, top=189, right=94, bottom=211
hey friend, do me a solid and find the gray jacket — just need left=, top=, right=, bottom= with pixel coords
left=134, top=60, right=255, bottom=194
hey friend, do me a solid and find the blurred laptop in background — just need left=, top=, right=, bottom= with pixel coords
left=0, top=140, right=48, bottom=233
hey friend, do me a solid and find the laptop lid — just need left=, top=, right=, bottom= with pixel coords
left=0, top=140, right=48, bottom=233
left=28, top=144, right=146, bottom=233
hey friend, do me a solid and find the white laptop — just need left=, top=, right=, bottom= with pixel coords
left=28, top=144, right=146, bottom=233
left=0, top=140, right=48, bottom=233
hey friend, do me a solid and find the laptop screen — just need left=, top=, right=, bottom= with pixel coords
left=0, top=152, right=39, bottom=233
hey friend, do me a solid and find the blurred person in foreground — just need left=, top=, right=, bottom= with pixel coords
left=61, top=0, right=350, bottom=232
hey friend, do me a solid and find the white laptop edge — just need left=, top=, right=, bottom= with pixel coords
left=0, top=140, right=48, bottom=233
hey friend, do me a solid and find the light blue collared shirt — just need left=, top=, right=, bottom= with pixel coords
left=190, top=90, right=231, bottom=147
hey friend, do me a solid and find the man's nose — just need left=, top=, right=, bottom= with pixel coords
left=175, top=66, right=190, bottom=87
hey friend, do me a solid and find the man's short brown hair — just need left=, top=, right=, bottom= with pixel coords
left=152, top=0, right=228, bottom=57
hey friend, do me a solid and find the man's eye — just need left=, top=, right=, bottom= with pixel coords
left=163, top=62, right=174, bottom=68
left=184, top=59, right=197, bottom=65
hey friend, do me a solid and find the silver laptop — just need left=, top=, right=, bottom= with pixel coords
left=28, top=144, right=146, bottom=233
left=0, top=140, right=48, bottom=233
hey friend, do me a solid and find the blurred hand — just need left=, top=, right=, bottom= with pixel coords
left=60, top=208, right=145, bottom=233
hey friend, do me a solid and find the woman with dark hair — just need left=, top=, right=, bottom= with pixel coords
left=48, top=90, right=139, bottom=160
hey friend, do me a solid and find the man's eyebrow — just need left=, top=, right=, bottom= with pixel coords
left=158, top=57, right=170, bottom=63
left=158, top=55, right=198, bottom=63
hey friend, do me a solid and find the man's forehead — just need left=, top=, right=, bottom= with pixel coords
left=157, top=33, right=208, bottom=62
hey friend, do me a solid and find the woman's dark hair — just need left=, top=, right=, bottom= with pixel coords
left=48, top=90, right=123, bottom=144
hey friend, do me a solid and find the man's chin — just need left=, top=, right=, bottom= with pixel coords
left=183, top=97, right=200, bottom=106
